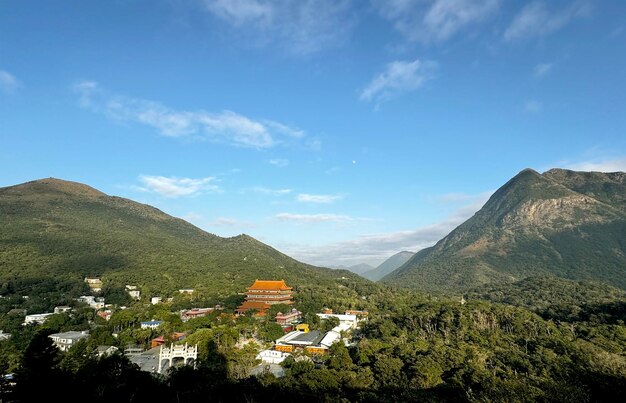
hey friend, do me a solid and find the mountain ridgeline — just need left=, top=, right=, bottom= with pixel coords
left=362, top=251, right=414, bottom=281
left=0, top=178, right=370, bottom=298
left=383, top=168, right=626, bottom=292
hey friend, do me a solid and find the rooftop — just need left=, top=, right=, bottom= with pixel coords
left=247, top=280, right=292, bottom=291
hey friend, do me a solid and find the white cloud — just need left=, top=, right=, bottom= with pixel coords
left=274, top=213, right=354, bottom=223
left=524, top=100, right=542, bottom=113
left=360, top=59, right=437, bottom=103
left=251, top=186, right=292, bottom=195
left=210, top=217, right=257, bottom=227
left=73, top=80, right=307, bottom=149
left=0, top=69, right=20, bottom=93
left=564, top=157, right=626, bottom=173
left=203, top=0, right=355, bottom=55
left=279, top=194, right=491, bottom=266
left=268, top=158, right=289, bottom=167
left=374, top=0, right=499, bottom=43
left=138, top=175, right=220, bottom=197
left=533, top=63, right=552, bottom=78
left=504, top=1, right=591, bottom=42
left=296, top=193, right=342, bottom=204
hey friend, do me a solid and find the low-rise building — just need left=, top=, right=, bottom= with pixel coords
left=178, top=289, right=194, bottom=295
left=54, top=306, right=71, bottom=314
left=84, top=277, right=103, bottom=293
left=126, top=285, right=141, bottom=300
left=256, top=349, right=291, bottom=365
left=97, top=310, right=112, bottom=321
left=151, top=332, right=186, bottom=348
left=49, top=331, right=89, bottom=351
left=140, top=320, right=163, bottom=330
left=151, top=297, right=162, bottom=305
left=316, top=313, right=359, bottom=329
left=0, top=331, right=11, bottom=341
left=96, top=345, right=119, bottom=357
left=275, top=308, right=302, bottom=326
left=23, top=313, right=53, bottom=326
left=180, top=306, right=221, bottom=321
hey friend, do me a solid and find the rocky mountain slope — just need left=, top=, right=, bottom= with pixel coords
left=382, top=168, right=626, bottom=292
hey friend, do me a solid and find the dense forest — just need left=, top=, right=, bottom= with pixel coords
left=1, top=276, right=626, bottom=402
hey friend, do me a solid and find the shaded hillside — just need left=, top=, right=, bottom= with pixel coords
left=0, top=178, right=372, bottom=298
left=362, top=251, right=414, bottom=281
left=467, top=275, right=626, bottom=324
left=383, top=169, right=626, bottom=292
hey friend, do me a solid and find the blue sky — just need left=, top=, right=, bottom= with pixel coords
left=1, top=0, right=625, bottom=267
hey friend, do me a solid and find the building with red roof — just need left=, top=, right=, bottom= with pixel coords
left=236, top=280, right=294, bottom=315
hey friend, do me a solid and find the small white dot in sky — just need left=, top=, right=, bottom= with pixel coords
left=352, top=160, right=356, bottom=164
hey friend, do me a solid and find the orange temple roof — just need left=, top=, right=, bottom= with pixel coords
left=247, top=279, right=292, bottom=291
left=237, top=301, right=271, bottom=311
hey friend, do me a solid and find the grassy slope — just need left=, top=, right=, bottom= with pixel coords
left=0, top=178, right=371, bottom=298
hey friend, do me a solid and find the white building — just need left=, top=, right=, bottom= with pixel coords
left=49, top=331, right=89, bottom=351
left=140, top=320, right=163, bottom=330
left=151, top=297, right=162, bottom=305
left=0, top=331, right=11, bottom=341
left=256, top=349, right=291, bottom=365
left=126, top=285, right=141, bottom=300
left=54, top=306, right=71, bottom=314
left=316, top=313, right=359, bottom=329
left=23, top=313, right=53, bottom=326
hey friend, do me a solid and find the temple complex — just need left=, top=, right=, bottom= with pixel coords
left=236, top=280, right=294, bottom=316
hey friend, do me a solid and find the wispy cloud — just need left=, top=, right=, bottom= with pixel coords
left=533, top=62, right=552, bottom=78
left=279, top=195, right=490, bottom=266
left=437, top=190, right=494, bottom=203
left=296, top=193, right=342, bottom=204
left=268, top=158, right=289, bottom=167
left=0, top=69, right=20, bottom=93
left=251, top=186, right=292, bottom=195
left=504, top=1, right=591, bottom=42
left=73, top=80, right=308, bottom=149
left=209, top=216, right=257, bottom=227
left=374, top=0, right=499, bottom=43
left=138, top=175, right=220, bottom=197
left=360, top=59, right=437, bottom=104
left=564, top=157, right=626, bottom=173
left=203, top=0, right=355, bottom=55
left=274, top=213, right=354, bottom=223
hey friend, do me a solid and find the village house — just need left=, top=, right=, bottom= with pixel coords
left=84, top=277, right=103, bottom=293
left=275, top=308, right=302, bottom=326
left=151, top=297, right=162, bottom=305
left=97, top=310, right=112, bottom=321
left=54, top=306, right=71, bottom=314
left=96, top=345, right=119, bottom=357
left=49, top=330, right=89, bottom=351
left=23, top=313, right=53, bottom=326
left=0, top=331, right=11, bottom=341
left=180, top=306, right=222, bottom=322
left=178, top=289, right=194, bottom=295
left=236, top=280, right=294, bottom=316
left=140, top=320, right=163, bottom=330
left=151, top=332, right=186, bottom=348
left=126, top=285, right=141, bottom=300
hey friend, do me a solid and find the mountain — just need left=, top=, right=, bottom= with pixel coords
left=362, top=251, right=414, bottom=281
left=382, top=168, right=626, bottom=292
left=330, top=263, right=375, bottom=275
left=0, top=178, right=370, bottom=298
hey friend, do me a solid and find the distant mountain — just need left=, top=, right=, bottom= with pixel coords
left=0, top=178, right=370, bottom=297
left=362, top=251, right=414, bottom=281
left=383, top=168, right=626, bottom=292
left=331, top=263, right=375, bottom=275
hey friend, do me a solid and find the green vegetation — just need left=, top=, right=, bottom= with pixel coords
left=0, top=178, right=372, bottom=300
left=383, top=169, right=626, bottom=292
